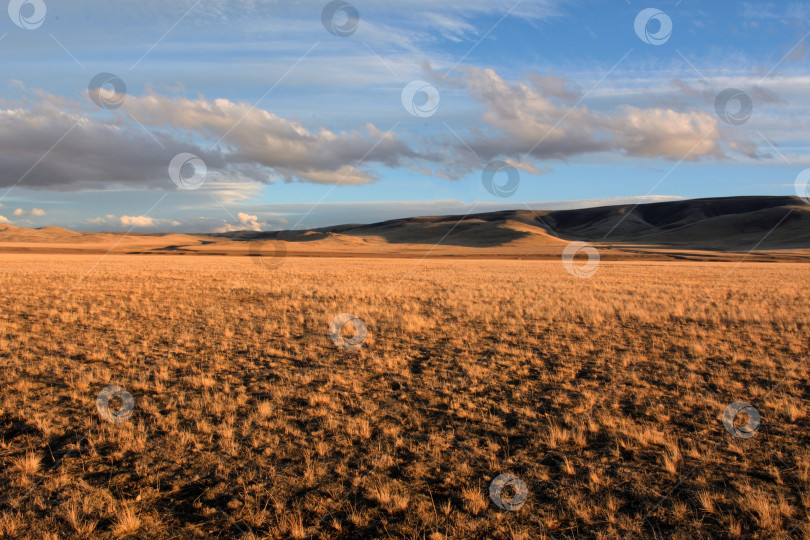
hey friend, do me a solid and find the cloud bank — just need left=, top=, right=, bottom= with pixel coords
left=456, top=67, right=722, bottom=165
left=0, top=68, right=774, bottom=193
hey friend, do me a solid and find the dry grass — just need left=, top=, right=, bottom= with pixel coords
left=0, top=254, right=807, bottom=538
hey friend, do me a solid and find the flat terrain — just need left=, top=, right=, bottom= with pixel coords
left=0, top=254, right=808, bottom=538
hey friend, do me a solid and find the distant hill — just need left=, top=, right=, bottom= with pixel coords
left=535, top=195, right=810, bottom=250
left=1, top=196, right=809, bottom=261
left=215, top=195, right=810, bottom=252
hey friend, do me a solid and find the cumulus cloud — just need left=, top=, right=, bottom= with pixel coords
left=125, top=93, right=419, bottom=185
left=87, top=214, right=179, bottom=229
left=13, top=208, right=45, bottom=216
left=0, top=71, right=780, bottom=196
left=0, top=215, right=10, bottom=224
left=0, top=102, right=225, bottom=191
left=213, top=211, right=267, bottom=232
left=120, top=215, right=155, bottom=227
left=236, top=212, right=262, bottom=231
left=457, top=67, right=722, bottom=166
left=527, top=72, right=582, bottom=102
left=87, top=214, right=116, bottom=225
left=0, top=92, right=420, bottom=190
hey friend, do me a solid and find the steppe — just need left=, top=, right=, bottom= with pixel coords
left=0, top=196, right=808, bottom=538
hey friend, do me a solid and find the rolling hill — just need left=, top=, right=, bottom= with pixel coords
left=1, top=196, right=809, bottom=261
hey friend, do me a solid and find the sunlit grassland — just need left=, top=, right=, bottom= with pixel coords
left=0, top=255, right=807, bottom=538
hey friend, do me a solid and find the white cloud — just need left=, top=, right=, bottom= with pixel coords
left=212, top=222, right=241, bottom=233
left=527, top=72, right=582, bottom=102
left=86, top=214, right=184, bottom=229
left=0, top=91, right=420, bottom=190
left=87, top=214, right=116, bottom=225
left=237, top=212, right=262, bottom=231
left=213, top=211, right=267, bottom=233
left=0, top=69, right=805, bottom=200
left=0, top=215, right=10, bottom=224
left=13, top=208, right=45, bottom=216
left=120, top=215, right=155, bottom=227
left=456, top=67, right=722, bottom=166
left=125, top=93, right=417, bottom=185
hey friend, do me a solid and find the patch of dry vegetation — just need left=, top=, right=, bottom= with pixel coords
left=0, top=254, right=807, bottom=538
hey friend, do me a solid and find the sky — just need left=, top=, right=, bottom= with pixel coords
left=0, top=0, right=809, bottom=232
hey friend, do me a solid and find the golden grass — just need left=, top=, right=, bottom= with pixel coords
left=0, top=254, right=807, bottom=538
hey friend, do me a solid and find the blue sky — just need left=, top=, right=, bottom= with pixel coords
left=0, top=0, right=809, bottom=232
